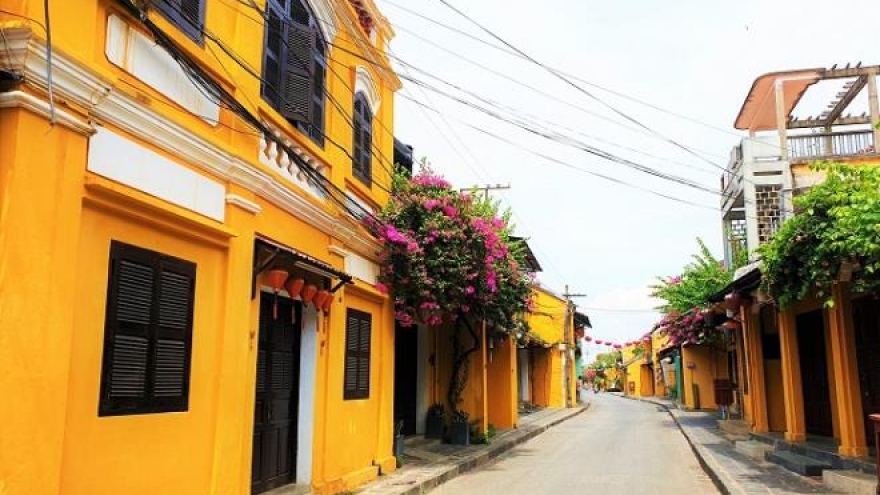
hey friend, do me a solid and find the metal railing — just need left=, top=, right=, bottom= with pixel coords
left=788, top=130, right=876, bottom=160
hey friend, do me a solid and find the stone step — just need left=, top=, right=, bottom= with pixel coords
left=824, top=470, right=877, bottom=495
left=766, top=450, right=832, bottom=477
left=735, top=440, right=774, bottom=460
left=718, top=419, right=750, bottom=437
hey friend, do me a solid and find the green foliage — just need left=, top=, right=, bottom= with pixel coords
left=759, top=162, right=880, bottom=307
left=470, top=421, right=490, bottom=444
left=651, top=239, right=733, bottom=314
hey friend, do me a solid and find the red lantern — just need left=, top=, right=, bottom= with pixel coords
left=314, top=290, right=330, bottom=309
left=285, top=278, right=305, bottom=299
left=595, top=339, right=603, bottom=345
left=614, top=344, right=622, bottom=349
left=301, top=284, right=318, bottom=306
left=723, top=319, right=740, bottom=331
left=605, top=342, right=612, bottom=347
left=322, top=293, right=334, bottom=313
left=585, top=336, right=593, bottom=342
left=266, top=269, right=289, bottom=319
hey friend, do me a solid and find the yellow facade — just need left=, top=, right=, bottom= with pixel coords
left=1, top=0, right=402, bottom=493
left=525, top=288, right=576, bottom=408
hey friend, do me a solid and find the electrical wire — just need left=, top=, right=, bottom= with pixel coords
left=398, top=93, right=719, bottom=210
left=43, top=0, right=55, bottom=124
left=117, top=0, right=374, bottom=222
left=435, top=0, right=731, bottom=171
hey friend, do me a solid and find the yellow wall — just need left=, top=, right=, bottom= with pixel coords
left=0, top=108, right=89, bottom=495
left=680, top=346, right=729, bottom=411
left=527, top=288, right=574, bottom=407
left=487, top=336, right=518, bottom=429
left=0, top=0, right=401, bottom=493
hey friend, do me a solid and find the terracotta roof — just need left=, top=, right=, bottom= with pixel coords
left=734, top=69, right=823, bottom=132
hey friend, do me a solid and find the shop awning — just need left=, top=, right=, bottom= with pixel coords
left=252, top=237, right=353, bottom=298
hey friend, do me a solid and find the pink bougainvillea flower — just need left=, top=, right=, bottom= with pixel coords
left=375, top=282, right=388, bottom=294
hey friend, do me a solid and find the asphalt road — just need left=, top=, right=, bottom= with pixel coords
left=429, top=393, right=719, bottom=494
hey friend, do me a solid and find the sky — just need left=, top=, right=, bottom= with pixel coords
left=373, top=0, right=880, bottom=358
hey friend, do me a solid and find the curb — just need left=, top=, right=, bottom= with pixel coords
left=379, top=404, right=591, bottom=495
left=630, top=396, right=730, bottom=495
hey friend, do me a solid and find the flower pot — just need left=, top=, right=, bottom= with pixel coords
left=449, top=421, right=469, bottom=445
left=425, top=414, right=444, bottom=439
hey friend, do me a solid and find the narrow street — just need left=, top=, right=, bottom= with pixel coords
left=431, top=395, right=718, bottom=494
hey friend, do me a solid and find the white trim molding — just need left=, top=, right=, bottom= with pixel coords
left=307, top=0, right=339, bottom=43
left=354, top=66, right=381, bottom=113
left=4, top=26, right=382, bottom=261
left=0, top=91, right=95, bottom=135
left=225, top=194, right=262, bottom=215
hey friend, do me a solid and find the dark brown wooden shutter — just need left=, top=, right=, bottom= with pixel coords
left=357, top=316, right=371, bottom=395
left=344, top=309, right=371, bottom=399
left=281, top=20, right=316, bottom=125
left=352, top=93, right=372, bottom=185
left=156, top=0, right=205, bottom=42
left=152, top=258, right=195, bottom=409
left=99, top=241, right=195, bottom=416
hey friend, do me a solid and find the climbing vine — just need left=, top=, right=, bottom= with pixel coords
left=759, top=162, right=880, bottom=307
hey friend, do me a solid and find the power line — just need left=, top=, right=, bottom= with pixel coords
left=434, top=0, right=732, bottom=172
left=381, top=0, right=753, bottom=142
left=397, top=93, right=719, bottom=210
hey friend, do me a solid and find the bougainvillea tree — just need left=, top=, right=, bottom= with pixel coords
left=650, top=239, right=736, bottom=347
left=373, top=168, right=533, bottom=418
left=654, top=307, right=724, bottom=347
left=759, top=162, right=880, bottom=307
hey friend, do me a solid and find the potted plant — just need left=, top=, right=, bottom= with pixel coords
left=448, top=410, right=470, bottom=445
left=425, top=403, right=445, bottom=439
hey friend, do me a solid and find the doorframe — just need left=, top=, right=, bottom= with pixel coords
left=252, top=287, right=319, bottom=489
left=296, top=303, right=319, bottom=485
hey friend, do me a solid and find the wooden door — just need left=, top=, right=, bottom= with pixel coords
left=797, top=310, right=833, bottom=438
left=252, top=294, right=302, bottom=494
left=854, top=297, right=880, bottom=445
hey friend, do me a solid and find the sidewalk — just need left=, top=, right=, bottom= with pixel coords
left=634, top=396, right=839, bottom=494
left=357, top=404, right=590, bottom=495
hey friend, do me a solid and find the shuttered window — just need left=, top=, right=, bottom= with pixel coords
left=352, top=92, right=373, bottom=186
left=344, top=309, right=371, bottom=400
left=155, top=0, right=206, bottom=43
left=99, top=241, right=196, bottom=416
left=262, top=0, right=326, bottom=146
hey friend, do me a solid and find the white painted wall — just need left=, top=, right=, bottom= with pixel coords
left=517, top=349, right=530, bottom=402
left=87, top=128, right=226, bottom=221
left=296, top=305, right=319, bottom=484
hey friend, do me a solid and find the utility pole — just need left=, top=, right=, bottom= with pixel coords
left=562, top=285, right=586, bottom=406
left=460, top=183, right=510, bottom=199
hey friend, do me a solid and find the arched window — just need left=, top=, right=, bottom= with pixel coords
left=261, top=0, right=327, bottom=146
left=352, top=92, right=373, bottom=185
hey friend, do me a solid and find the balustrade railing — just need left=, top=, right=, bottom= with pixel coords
left=788, top=130, right=876, bottom=160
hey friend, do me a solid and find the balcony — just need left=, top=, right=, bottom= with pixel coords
left=787, top=129, right=876, bottom=161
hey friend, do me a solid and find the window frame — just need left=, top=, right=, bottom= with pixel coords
left=343, top=308, right=372, bottom=400
left=261, top=0, right=327, bottom=147
left=98, top=241, right=196, bottom=416
left=352, top=91, right=373, bottom=186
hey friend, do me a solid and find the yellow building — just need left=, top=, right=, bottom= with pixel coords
left=718, top=65, right=880, bottom=460
left=519, top=287, right=577, bottom=409
left=622, top=341, right=654, bottom=398
left=0, top=0, right=403, bottom=493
